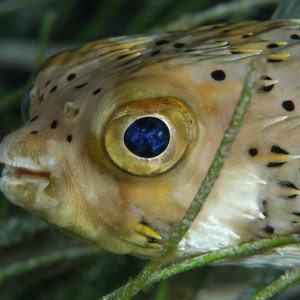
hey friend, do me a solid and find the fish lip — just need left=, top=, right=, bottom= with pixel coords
left=1, top=160, right=51, bottom=184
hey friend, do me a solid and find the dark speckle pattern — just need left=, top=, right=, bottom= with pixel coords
left=270, top=145, right=289, bottom=155
left=278, top=181, right=298, bottom=190
left=282, top=100, right=295, bottom=112
left=51, top=120, right=58, bottom=129
left=174, top=43, right=185, bottom=48
left=291, top=34, right=300, bottom=40
left=93, top=88, right=102, bottom=95
left=261, top=75, right=274, bottom=92
left=263, top=225, right=274, bottom=234
left=29, top=115, right=39, bottom=123
left=50, top=86, right=57, bottom=93
left=248, top=148, right=258, bottom=157
left=211, top=70, right=226, bottom=81
left=151, top=50, right=160, bottom=56
left=67, top=73, right=76, bottom=81
left=267, top=162, right=286, bottom=168
left=155, top=40, right=169, bottom=46
left=267, top=43, right=279, bottom=48
left=75, top=83, right=88, bottom=89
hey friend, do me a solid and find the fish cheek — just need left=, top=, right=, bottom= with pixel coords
left=1, top=180, right=58, bottom=218
left=119, top=175, right=187, bottom=230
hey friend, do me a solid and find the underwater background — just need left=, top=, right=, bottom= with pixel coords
left=1, top=0, right=299, bottom=299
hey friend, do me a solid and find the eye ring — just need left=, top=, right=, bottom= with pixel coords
left=104, top=97, right=197, bottom=176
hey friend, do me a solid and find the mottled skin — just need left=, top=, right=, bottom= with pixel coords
left=1, top=20, right=300, bottom=265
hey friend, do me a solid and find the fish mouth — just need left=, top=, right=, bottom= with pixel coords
left=1, top=163, right=50, bottom=184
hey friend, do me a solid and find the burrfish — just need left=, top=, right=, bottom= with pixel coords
left=1, top=19, right=300, bottom=266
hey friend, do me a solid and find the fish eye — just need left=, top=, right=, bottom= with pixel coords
left=104, top=97, right=197, bottom=176
left=123, top=117, right=170, bottom=158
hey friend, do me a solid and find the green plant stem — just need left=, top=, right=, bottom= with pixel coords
left=103, top=235, right=300, bottom=299
left=0, top=246, right=102, bottom=283
left=0, top=215, right=47, bottom=248
left=155, top=281, right=168, bottom=300
left=162, top=0, right=279, bottom=31
left=0, top=0, right=59, bottom=15
left=101, top=58, right=261, bottom=300
left=154, top=235, right=300, bottom=284
left=0, top=87, right=23, bottom=112
left=35, top=10, right=56, bottom=68
left=250, top=266, right=300, bottom=300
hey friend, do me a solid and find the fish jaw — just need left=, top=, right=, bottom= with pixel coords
left=0, top=133, right=58, bottom=214
left=0, top=124, right=168, bottom=257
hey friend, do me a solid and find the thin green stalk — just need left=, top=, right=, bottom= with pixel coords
left=162, top=0, right=279, bottom=31
left=155, top=281, right=168, bottom=300
left=272, top=0, right=300, bottom=18
left=153, top=235, right=300, bottom=284
left=0, top=87, right=23, bottom=112
left=0, top=0, right=59, bottom=15
left=250, top=266, right=300, bottom=300
left=101, top=58, right=261, bottom=300
left=35, top=10, right=56, bottom=68
left=0, top=246, right=102, bottom=283
left=0, top=215, right=47, bottom=248
left=124, top=0, right=186, bottom=35
left=76, top=0, right=125, bottom=41
left=103, top=235, right=300, bottom=300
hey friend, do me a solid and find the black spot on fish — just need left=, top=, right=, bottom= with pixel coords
left=267, top=43, right=279, bottom=48
left=151, top=50, right=160, bottom=56
left=50, top=86, right=57, bottom=93
left=29, top=115, right=39, bottom=123
left=211, top=70, right=226, bottom=81
left=290, top=34, right=300, bottom=40
left=270, top=145, right=289, bottom=155
left=248, top=148, right=258, bottom=157
left=261, top=75, right=274, bottom=92
left=263, top=225, right=274, bottom=234
left=75, top=83, right=88, bottom=89
left=282, top=100, right=295, bottom=112
left=155, top=40, right=169, bottom=46
left=174, top=43, right=185, bottom=48
left=278, top=181, right=298, bottom=199
left=93, top=88, right=102, bottom=95
left=278, top=181, right=298, bottom=190
left=51, top=120, right=58, bottom=129
left=67, top=73, right=76, bottom=81
left=267, top=162, right=286, bottom=168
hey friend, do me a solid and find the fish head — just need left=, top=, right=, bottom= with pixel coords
left=0, top=41, right=238, bottom=256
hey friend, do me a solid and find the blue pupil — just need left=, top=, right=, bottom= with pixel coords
left=124, top=117, right=170, bottom=158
